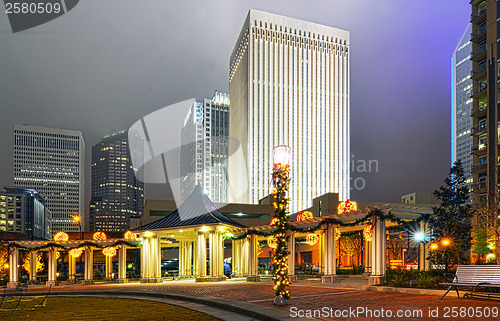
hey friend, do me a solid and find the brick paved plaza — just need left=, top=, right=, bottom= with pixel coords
left=17, top=277, right=500, bottom=320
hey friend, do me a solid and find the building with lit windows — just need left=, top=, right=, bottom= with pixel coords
left=13, top=124, right=84, bottom=233
left=90, top=131, right=144, bottom=232
left=0, top=187, right=52, bottom=240
left=180, top=91, right=230, bottom=203
left=451, top=23, right=473, bottom=199
left=470, top=0, right=497, bottom=210
left=228, top=9, right=350, bottom=213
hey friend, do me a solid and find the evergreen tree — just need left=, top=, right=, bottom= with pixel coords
left=428, top=160, right=473, bottom=270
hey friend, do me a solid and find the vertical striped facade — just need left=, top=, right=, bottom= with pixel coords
left=229, top=9, right=350, bottom=213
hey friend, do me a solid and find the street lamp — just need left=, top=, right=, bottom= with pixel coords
left=71, top=214, right=82, bottom=239
left=441, top=238, right=451, bottom=247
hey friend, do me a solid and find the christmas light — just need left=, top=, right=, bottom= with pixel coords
left=124, top=230, right=137, bottom=240
left=297, top=211, right=313, bottom=222
left=93, top=231, right=107, bottom=241
left=267, top=235, right=278, bottom=249
left=54, top=231, right=69, bottom=242
left=103, top=247, right=117, bottom=257
left=337, top=199, right=358, bottom=214
left=335, top=228, right=341, bottom=241
left=363, top=225, right=372, bottom=242
left=430, top=243, right=438, bottom=250
left=69, top=248, right=83, bottom=257
left=305, top=234, right=319, bottom=245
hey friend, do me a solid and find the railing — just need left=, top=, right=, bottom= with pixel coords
left=472, top=181, right=487, bottom=190
left=471, top=83, right=487, bottom=97
left=471, top=163, right=487, bottom=172
left=471, top=66, right=487, bottom=78
left=471, top=46, right=487, bottom=59
left=470, top=28, right=487, bottom=42
left=471, top=122, right=487, bottom=134
left=471, top=144, right=487, bottom=154
left=470, top=7, right=487, bottom=23
left=471, top=105, right=487, bottom=116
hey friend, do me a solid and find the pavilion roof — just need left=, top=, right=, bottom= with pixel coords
left=133, top=185, right=246, bottom=231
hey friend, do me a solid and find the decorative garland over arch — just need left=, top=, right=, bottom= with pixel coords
left=7, top=240, right=141, bottom=253
left=224, top=209, right=432, bottom=240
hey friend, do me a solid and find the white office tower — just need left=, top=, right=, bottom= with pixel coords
left=180, top=91, right=230, bottom=203
left=228, top=9, right=350, bottom=213
left=13, top=124, right=85, bottom=232
left=451, top=23, right=473, bottom=197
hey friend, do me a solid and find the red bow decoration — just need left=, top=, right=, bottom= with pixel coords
left=370, top=210, right=378, bottom=232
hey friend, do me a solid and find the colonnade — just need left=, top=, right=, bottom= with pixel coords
left=7, top=244, right=129, bottom=288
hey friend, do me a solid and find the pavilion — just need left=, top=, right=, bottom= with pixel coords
left=6, top=186, right=434, bottom=287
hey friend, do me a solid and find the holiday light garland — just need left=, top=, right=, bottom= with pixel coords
left=53, top=232, right=69, bottom=242
left=271, top=160, right=291, bottom=301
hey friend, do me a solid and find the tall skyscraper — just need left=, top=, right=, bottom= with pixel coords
left=90, top=131, right=144, bottom=232
left=180, top=91, right=230, bottom=203
left=470, top=0, right=496, bottom=210
left=228, top=9, right=350, bottom=213
left=13, top=124, right=85, bottom=233
left=451, top=23, right=473, bottom=198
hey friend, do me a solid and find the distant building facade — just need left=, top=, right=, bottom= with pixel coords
left=0, top=187, right=52, bottom=240
left=451, top=23, right=473, bottom=199
left=180, top=91, right=230, bottom=203
left=228, top=9, right=350, bottom=213
left=13, top=124, right=85, bottom=233
left=401, top=192, right=432, bottom=204
left=90, top=131, right=144, bottom=232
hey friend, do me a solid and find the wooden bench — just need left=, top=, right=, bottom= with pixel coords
left=439, top=265, right=500, bottom=300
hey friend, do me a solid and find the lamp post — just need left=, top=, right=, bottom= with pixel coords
left=271, top=145, right=291, bottom=305
left=72, top=214, right=82, bottom=239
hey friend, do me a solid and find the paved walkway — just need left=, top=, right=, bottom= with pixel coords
left=15, top=277, right=500, bottom=320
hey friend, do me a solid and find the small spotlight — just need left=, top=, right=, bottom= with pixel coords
left=441, top=238, right=451, bottom=247
left=413, top=232, right=425, bottom=242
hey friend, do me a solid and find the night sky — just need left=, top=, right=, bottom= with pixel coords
left=0, top=0, right=470, bottom=205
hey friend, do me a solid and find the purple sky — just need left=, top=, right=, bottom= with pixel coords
left=0, top=0, right=470, bottom=204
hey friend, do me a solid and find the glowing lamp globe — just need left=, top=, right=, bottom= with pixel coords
left=93, top=231, right=107, bottom=241
left=103, top=247, right=116, bottom=257
left=273, top=146, right=291, bottom=166
left=69, top=248, right=83, bottom=257
left=441, top=238, right=451, bottom=247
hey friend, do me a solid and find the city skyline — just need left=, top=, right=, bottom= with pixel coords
left=0, top=1, right=470, bottom=203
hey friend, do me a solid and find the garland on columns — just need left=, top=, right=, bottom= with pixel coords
left=6, top=240, right=141, bottom=252
left=271, top=162, right=291, bottom=300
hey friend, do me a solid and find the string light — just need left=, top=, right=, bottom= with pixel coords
left=103, top=247, right=117, bottom=257
left=363, top=225, right=372, bottom=242
left=54, top=232, right=69, bottom=242
left=267, top=235, right=278, bottom=249
left=335, top=228, right=341, bottom=241
left=337, top=199, right=358, bottom=214
left=69, top=248, right=83, bottom=257
left=305, top=234, right=319, bottom=245
left=93, top=231, right=107, bottom=241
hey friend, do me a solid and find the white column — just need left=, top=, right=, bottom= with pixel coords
left=188, top=241, right=193, bottom=277
left=287, top=232, right=295, bottom=277
left=209, top=231, right=223, bottom=277
left=141, top=237, right=149, bottom=279
left=47, top=248, right=57, bottom=286
left=371, top=218, right=386, bottom=278
left=248, top=234, right=258, bottom=276
left=69, top=252, right=76, bottom=282
left=219, top=233, right=224, bottom=276
left=242, top=238, right=249, bottom=275
left=7, top=246, right=19, bottom=288
left=192, top=239, right=198, bottom=276
left=152, top=235, right=161, bottom=279
left=105, top=254, right=113, bottom=279
left=117, top=244, right=127, bottom=282
left=29, top=251, right=37, bottom=281
left=232, top=239, right=240, bottom=276
left=197, top=232, right=207, bottom=277
left=419, top=222, right=430, bottom=271
left=323, top=225, right=336, bottom=275
left=84, top=247, right=94, bottom=282
left=179, top=241, right=185, bottom=278
left=364, top=240, right=372, bottom=273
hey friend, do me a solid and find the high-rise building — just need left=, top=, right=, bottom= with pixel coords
left=90, top=131, right=144, bottom=232
left=451, top=23, right=473, bottom=198
left=228, top=9, right=350, bottom=213
left=0, top=187, right=52, bottom=240
left=13, top=124, right=84, bottom=233
left=470, top=0, right=496, bottom=210
left=180, top=91, right=230, bottom=203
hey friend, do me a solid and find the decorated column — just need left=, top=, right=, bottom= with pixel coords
left=141, top=237, right=150, bottom=279
left=241, top=238, right=249, bottom=275
left=196, top=232, right=207, bottom=278
left=47, top=247, right=57, bottom=286
left=270, top=145, right=292, bottom=304
left=363, top=225, right=373, bottom=274
left=370, top=211, right=386, bottom=285
left=68, top=248, right=82, bottom=283
left=209, top=231, right=223, bottom=278
left=117, top=244, right=127, bottom=283
left=105, top=253, right=113, bottom=279
left=7, top=245, right=19, bottom=288
left=84, top=246, right=94, bottom=284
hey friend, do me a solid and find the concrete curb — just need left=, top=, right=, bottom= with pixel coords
left=48, top=290, right=295, bottom=321
left=364, top=285, right=459, bottom=298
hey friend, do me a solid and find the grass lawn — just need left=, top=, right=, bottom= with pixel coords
left=1, top=297, right=220, bottom=321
